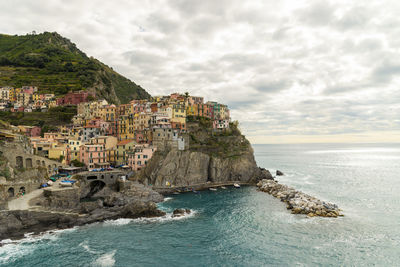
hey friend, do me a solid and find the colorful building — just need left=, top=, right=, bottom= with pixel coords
left=127, top=144, right=156, bottom=171
left=116, top=139, right=136, bottom=165
left=57, top=91, right=95, bottom=106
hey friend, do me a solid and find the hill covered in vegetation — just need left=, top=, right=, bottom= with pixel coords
left=0, top=32, right=150, bottom=103
left=0, top=106, right=77, bottom=133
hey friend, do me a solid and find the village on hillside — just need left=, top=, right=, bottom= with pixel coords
left=0, top=87, right=231, bottom=172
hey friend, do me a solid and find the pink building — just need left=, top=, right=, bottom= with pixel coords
left=132, top=103, right=146, bottom=114
left=22, top=86, right=37, bottom=95
left=80, top=138, right=107, bottom=170
left=19, top=126, right=41, bottom=137
left=127, top=144, right=156, bottom=171
left=57, top=91, right=95, bottom=106
left=170, top=93, right=180, bottom=100
left=188, top=96, right=204, bottom=105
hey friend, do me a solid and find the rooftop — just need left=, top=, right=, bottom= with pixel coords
left=117, top=139, right=135, bottom=145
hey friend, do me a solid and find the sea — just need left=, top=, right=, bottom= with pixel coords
left=1, top=143, right=399, bottom=266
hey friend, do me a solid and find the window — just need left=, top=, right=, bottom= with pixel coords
left=144, top=155, right=148, bottom=159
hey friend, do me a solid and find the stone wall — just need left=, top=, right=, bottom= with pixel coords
left=0, top=142, right=67, bottom=175
left=0, top=141, right=67, bottom=202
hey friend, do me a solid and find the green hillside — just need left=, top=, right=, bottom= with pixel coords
left=0, top=32, right=150, bottom=103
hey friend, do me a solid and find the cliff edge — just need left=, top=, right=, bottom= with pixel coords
left=136, top=118, right=272, bottom=189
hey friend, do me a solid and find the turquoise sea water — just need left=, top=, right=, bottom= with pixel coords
left=1, top=143, right=400, bottom=266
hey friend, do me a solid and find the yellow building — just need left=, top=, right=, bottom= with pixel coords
left=32, top=93, right=40, bottom=101
left=134, top=113, right=150, bottom=131
left=16, top=92, right=31, bottom=106
left=48, top=144, right=68, bottom=164
left=99, top=105, right=117, bottom=122
left=67, top=138, right=82, bottom=161
left=9, top=88, right=21, bottom=102
left=116, top=139, right=136, bottom=165
left=118, top=115, right=135, bottom=140
left=172, top=102, right=186, bottom=124
left=49, top=100, right=57, bottom=108
left=186, top=104, right=198, bottom=117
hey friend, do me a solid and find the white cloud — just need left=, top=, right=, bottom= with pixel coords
left=0, top=0, right=399, bottom=143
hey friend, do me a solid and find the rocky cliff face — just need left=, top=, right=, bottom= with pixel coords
left=137, top=120, right=272, bottom=187
left=0, top=181, right=166, bottom=240
left=138, top=147, right=270, bottom=187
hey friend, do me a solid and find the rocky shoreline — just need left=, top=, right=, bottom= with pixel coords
left=0, top=181, right=167, bottom=241
left=257, top=179, right=343, bottom=218
left=0, top=200, right=164, bottom=241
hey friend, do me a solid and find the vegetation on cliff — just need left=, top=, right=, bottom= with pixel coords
left=0, top=32, right=150, bottom=103
left=0, top=106, right=76, bottom=130
left=186, top=116, right=250, bottom=158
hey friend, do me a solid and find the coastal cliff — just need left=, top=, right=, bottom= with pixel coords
left=0, top=180, right=166, bottom=240
left=136, top=119, right=272, bottom=189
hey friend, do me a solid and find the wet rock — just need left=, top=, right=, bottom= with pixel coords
left=257, top=179, right=342, bottom=218
left=172, top=208, right=191, bottom=218
left=276, top=170, right=284, bottom=176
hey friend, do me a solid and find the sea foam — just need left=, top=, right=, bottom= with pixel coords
left=0, top=227, right=77, bottom=264
left=101, top=210, right=198, bottom=226
left=93, top=250, right=116, bottom=267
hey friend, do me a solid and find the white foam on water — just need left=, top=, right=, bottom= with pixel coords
left=0, top=226, right=78, bottom=264
left=134, top=210, right=198, bottom=223
left=0, top=241, right=36, bottom=264
left=101, top=210, right=198, bottom=226
left=103, top=218, right=133, bottom=226
left=79, top=240, right=98, bottom=254
left=163, top=197, right=173, bottom=202
left=93, top=250, right=116, bottom=267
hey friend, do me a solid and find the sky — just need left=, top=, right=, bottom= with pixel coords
left=1, top=0, right=399, bottom=144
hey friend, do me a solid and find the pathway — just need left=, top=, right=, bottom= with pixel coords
left=7, top=188, right=43, bottom=210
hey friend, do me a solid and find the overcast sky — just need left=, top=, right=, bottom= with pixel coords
left=1, top=0, right=400, bottom=143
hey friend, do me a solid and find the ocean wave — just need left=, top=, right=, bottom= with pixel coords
left=79, top=240, right=98, bottom=254
left=101, top=210, right=198, bottom=226
left=93, top=250, right=116, bottom=267
left=79, top=241, right=116, bottom=267
left=0, top=227, right=78, bottom=264
left=102, top=218, right=134, bottom=226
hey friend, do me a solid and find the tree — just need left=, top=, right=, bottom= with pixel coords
left=64, top=62, right=74, bottom=72
left=71, top=159, right=85, bottom=167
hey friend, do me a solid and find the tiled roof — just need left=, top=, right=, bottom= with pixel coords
left=117, top=139, right=135, bottom=145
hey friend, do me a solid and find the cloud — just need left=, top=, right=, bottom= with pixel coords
left=0, top=0, right=399, bottom=143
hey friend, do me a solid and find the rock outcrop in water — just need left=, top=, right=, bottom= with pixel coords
left=257, top=179, right=343, bottom=217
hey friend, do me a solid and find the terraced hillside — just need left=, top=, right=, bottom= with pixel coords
left=0, top=32, right=150, bottom=103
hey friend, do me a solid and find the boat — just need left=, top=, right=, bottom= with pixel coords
left=172, top=192, right=180, bottom=195
left=220, top=186, right=227, bottom=189
left=60, top=181, right=73, bottom=187
left=191, top=189, right=199, bottom=194
left=60, top=180, right=76, bottom=187
left=233, top=183, right=241, bottom=188
left=209, top=188, right=217, bottom=191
